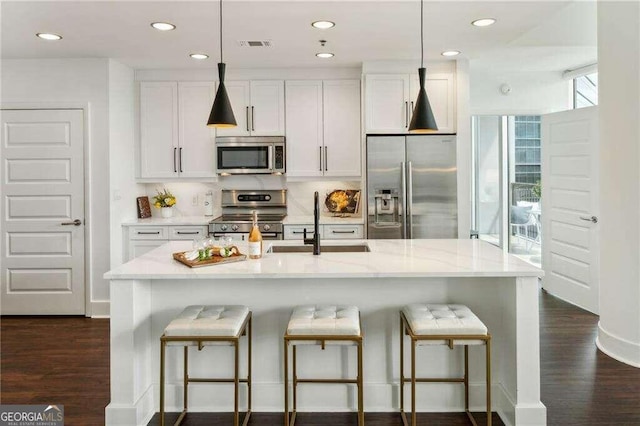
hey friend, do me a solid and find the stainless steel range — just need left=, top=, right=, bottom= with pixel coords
left=209, top=190, right=287, bottom=241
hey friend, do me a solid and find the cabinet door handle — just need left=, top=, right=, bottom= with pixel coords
left=61, top=219, right=82, bottom=226
left=251, top=106, right=255, bottom=131
left=179, top=147, right=183, bottom=173
left=319, top=146, right=323, bottom=172
left=137, top=231, right=160, bottom=235
left=246, top=106, right=250, bottom=131
left=176, top=231, right=200, bottom=235
left=324, top=146, right=328, bottom=171
left=173, top=147, right=177, bottom=173
left=405, top=102, right=409, bottom=128
left=292, top=231, right=307, bottom=234
left=410, top=101, right=414, bottom=116
left=331, top=230, right=356, bottom=234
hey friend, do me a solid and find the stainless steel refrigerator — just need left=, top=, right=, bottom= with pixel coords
left=366, top=135, right=458, bottom=239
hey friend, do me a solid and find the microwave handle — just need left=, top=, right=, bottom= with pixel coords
left=268, top=145, right=274, bottom=171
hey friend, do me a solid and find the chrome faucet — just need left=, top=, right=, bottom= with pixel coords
left=303, top=191, right=321, bottom=255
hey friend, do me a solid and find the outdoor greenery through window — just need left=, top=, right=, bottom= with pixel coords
left=574, top=72, right=598, bottom=108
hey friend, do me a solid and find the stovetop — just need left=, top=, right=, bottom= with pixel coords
left=210, top=214, right=287, bottom=224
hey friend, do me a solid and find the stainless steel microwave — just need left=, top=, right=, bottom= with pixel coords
left=215, top=136, right=286, bottom=175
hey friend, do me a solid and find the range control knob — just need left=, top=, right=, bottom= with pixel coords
left=263, top=224, right=271, bottom=231
left=231, top=224, right=239, bottom=231
left=220, top=224, right=228, bottom=231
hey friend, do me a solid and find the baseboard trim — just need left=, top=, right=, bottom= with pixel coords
left=91, top=300, right=110, bottom=318
left=597, top=322, right=640, bottom=368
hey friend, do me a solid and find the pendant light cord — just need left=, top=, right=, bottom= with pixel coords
left=219, top=0, right=223, bottom=63
left=420, top=0, right=424, bottom=68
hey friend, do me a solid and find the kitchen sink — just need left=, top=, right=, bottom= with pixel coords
left=268, top=244, right=370, bottom=253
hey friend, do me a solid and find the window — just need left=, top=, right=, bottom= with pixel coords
left=574, top=72, right=598, bottom=108
left=513, top=116, right=541, bottom=184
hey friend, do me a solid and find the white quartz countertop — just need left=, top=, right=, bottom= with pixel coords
left=122, top=215, right=363, bottom=226
left=105, top=239, right=543, bottom=280
left=121, top=216, right=214, bottom=226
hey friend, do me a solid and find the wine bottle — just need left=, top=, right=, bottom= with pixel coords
left=248, top=210, right=263, bottom=259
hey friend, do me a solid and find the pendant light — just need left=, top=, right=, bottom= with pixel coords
left=207, top=0, right=237, bottom=128
left=408, top=0, right=438, bottom=132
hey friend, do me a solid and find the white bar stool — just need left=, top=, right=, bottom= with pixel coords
left=400, top=304, right=491, bottom=426
left=283, top=305, right=364, bottom=426
left=160, top=305, right=252, bottom=426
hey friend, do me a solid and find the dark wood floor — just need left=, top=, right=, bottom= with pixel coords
left=2, top=291, right=639, bottom=425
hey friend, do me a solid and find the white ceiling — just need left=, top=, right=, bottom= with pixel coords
left=1, top=0, right=597, bottom=72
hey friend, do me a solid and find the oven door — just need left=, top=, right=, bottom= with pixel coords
left=212, top=232, right=283, bottom=241
left=216, top=144, right=273, bottom=175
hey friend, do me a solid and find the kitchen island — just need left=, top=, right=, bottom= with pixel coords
left=104, top=239, right=546, bottom=426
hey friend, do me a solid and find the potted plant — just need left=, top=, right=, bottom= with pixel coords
left=153, top=188, right=176, bottom=218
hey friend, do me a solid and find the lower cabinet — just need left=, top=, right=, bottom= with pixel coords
left=125, top=225, right=208, bottom=261
left=283, top=224, right=364, bottom=240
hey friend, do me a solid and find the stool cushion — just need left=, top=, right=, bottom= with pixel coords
left=403, top=304, right=487, bottom=336
left=164, top=305, right=249, bottom=337
left=287, top=305, right=360, bottom=336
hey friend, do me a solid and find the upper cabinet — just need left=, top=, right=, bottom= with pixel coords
left=364, top=73, right=455, bottom=134
left=285, top=79, right=361, bottom=178
left=139, top=81, right=215, bottom=180
left=216, top=80, right=285, bottom=137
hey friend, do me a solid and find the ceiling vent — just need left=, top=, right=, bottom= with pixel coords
left=237, top=40, right=273, bottom=48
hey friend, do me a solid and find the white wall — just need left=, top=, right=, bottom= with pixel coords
left=596, top=1, right=640, bottom=368
left=108, top=60, right=146, bottom=274
left=470, top=68, right=572, bottom=115
left=1, top=58, right=110, bottom=316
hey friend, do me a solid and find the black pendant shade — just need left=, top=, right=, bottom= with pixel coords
left=408, top=67, right=438, bottom=132
left=207, top=63, right=237, bottom=128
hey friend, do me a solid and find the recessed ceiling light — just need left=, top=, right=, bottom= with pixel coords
left=441, top=50, right=460, bottom=57
left=316, top=52, right=334, bottom=59
left=312, top=21, right=335, bottom=29
left=190, top=53, right=209, bottom=60
left=151, top=22, right=176, bottom=31
left=36, top=33, right=62, bottom=41
left=472, top=18, right=496, bottom=27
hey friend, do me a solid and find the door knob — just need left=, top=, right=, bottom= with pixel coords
left=579, top=215, right=598, bottom=223
left=61, top=219, right=82, bottom=226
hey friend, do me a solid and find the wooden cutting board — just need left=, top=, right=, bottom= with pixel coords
left=173, top=247, right=247, bottom=268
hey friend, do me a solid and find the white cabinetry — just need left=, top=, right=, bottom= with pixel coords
left=216, top=80, right=285, bottom=137
left=285, top=80, right=361, bottom=178
left=125, top=225, right=208, bottom=261
left=365, top=73, right=455, bottom=134
left=283, top=224, right=364, bottom=240
left=139, top=82, right=215, bottom=180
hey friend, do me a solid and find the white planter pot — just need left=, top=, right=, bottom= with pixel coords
left=161, top=207, right=173, bottom=218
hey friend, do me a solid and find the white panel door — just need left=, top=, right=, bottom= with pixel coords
left=215, top=80, right=251, bottom=137
left=323, top=80, right=362, bottom=177
left=285, top=80, right=323, bottom=177
left=250, top=80, right=285, bottom=136
left=1, top=109, right=85, bottom=314
left=140, top=82, right=179, bottom=178
left=365, top=74, right=410, bottom=133
left=542, top=107, right=599, bottom=314
left=178, top=82, right=216, bottom=178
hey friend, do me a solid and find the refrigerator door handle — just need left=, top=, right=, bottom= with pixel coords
left=406, top=161, right=413, bottom=239
left=401, top=161, right=408, bottom=238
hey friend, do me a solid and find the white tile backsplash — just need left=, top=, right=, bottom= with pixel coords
left=145, top=178, right=361, bottom=218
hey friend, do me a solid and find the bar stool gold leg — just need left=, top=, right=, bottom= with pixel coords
left=357, top=339, right=364, bottom=426
left=248, top=315, right=253, bottom=418
left=411, top=338, right=416, bottom=426
left=234, top=340, right=240, bottom=426
left=160, top=339, right=166, bottom=426
left=184, top=346, right=188, bottom=414
left=399, top=316, right=404, bottom=420
left=293, top=345, right=298, bottom=414
left=284, top=338, right=289, bottom=426
left=487, top=337, right=492, bottom=426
